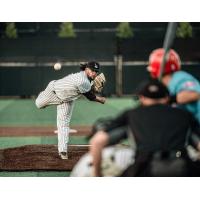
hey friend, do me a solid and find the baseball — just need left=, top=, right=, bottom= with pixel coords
left=54, top=62, right=62, bottom=70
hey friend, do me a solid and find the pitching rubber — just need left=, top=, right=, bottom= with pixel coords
left=54, top=129, right=78, bottom=134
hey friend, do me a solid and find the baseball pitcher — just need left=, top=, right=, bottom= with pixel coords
left=35, top=61, right=106, bottom=159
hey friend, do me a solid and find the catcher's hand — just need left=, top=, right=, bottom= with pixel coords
left=92, top=73, right=106, bottom=93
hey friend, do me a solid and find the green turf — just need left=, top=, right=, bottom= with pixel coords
left=0, top=97, right=137, bottom=126
left=0, top=136, right=88, bottom=149
left=0, top=171, right=71, bottom=177
left=0, top=97, right=137, bottom=177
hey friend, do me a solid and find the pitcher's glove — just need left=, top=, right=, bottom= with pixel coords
left=92, top=73, right=106, bottom=93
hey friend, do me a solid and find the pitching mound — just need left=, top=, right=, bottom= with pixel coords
left=0, top=144, right=89, bottom=171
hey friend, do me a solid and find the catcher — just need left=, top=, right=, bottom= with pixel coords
left=89, top=79, right=200, bottom=177
left=35, top=61, right=106, bottom=159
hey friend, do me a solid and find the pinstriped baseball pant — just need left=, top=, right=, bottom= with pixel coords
left=35, top=81, right=74, bottom=153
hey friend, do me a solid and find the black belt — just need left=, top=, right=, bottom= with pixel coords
left=136, top=149, right=188, bottom=160
left=152, top=150, right=186, bottom=159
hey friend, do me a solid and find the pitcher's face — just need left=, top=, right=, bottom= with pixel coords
left=85, top=68, right=98, bottom=80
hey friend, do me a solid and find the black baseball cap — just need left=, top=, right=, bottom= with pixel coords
left=135, top=79, right=169, bottom=99
left=80, top=61, right=100, bottom=73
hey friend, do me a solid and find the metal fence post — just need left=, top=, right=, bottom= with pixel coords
left=114, top=55, right=123, bottom=96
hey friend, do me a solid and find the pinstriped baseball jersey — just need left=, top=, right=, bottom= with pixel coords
left=54, top=71, right=92, bottom=101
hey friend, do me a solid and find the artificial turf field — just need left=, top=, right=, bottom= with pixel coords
left=0, top=97, right=137, bottom=177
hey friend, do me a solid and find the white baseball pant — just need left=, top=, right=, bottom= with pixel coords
left=35, top=80, right=75, bottom=153
left=70, top=146, right=135, bottom=177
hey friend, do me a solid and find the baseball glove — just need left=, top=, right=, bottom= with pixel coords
left=92, top=73, right=106, bottom=93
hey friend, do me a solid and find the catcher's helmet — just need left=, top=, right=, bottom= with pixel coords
left=147, top=48, right=181, bottom=78
left=80, top=61, right=100, bottom=73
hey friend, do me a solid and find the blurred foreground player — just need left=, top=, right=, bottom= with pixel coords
left=89, top=79, right=200, bottom=176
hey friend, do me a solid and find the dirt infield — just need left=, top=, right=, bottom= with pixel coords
left=0, top=144, right=89, bottom=171
left=0, top=126, right=92, bottom=137
left=0, top=126, right=92, bottom=172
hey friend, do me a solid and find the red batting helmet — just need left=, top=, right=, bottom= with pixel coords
left=147, top=48, right=181, bottom=78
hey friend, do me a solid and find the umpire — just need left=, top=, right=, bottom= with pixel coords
left=89, top=79, right=200, bottom=177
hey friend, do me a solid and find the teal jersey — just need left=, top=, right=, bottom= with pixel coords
left=168, top=71, right=200, bottom=123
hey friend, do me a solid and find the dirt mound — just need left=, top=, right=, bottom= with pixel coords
left=0, top=144, right=89, bottom=171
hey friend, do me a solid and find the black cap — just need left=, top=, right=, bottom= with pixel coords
left=80, top=61, right=100, bottom=73
left=135, top=79, right=169, bottom=99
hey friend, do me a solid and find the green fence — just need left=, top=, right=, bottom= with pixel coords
left=0, top=65, right=116, bottom=96
left=0, top=64, right=200, bottom=96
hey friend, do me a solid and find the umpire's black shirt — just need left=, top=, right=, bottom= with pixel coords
left=105, top=104, right=200, bottom=153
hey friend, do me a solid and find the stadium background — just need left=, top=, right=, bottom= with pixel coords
left=0, top=22, right=200, bottom=176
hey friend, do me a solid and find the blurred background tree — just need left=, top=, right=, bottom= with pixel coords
left=116, top=22, right=134, bottom=39
left=5, top=22, right=18, bottom=39
left=58, top=22, right=76, bottom=38
left=176, top=22, right=193, bottom=38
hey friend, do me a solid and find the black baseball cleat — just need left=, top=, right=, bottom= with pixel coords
left=59, top=152, right=68, bottom=160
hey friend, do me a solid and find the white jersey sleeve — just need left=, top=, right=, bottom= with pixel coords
left=77, top=80, right=91, bottom=93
